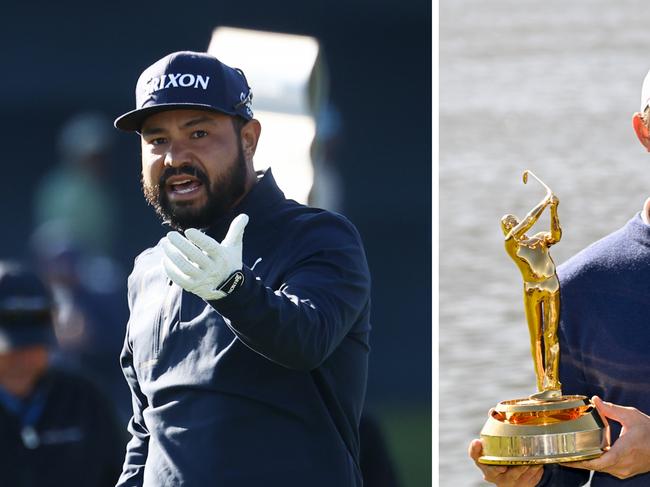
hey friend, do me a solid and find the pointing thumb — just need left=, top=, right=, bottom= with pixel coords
left=222, top=214, right=249, bottom=247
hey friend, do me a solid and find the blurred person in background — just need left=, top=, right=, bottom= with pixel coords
left=306, top=51, right=344, bottom=212
left=31, top=112, right=131, bottom=424
left=468, top=67, right=650, bottom=486
left=0, top=261, right=123, bottom=487
left=34, top=112, right=119, bottom=255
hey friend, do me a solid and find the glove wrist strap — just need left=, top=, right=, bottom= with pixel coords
left=216, top=270, right=245, bottom=295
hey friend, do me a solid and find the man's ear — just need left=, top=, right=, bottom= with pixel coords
left=632, top=112, right=650, bottom=152
left=240, top=119, right=262, bottom=162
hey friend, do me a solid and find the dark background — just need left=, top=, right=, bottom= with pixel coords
left=1, top=2, right=431, bottom=483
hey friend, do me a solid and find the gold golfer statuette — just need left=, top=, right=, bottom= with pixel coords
left=478, top=170, right=610, bottom=465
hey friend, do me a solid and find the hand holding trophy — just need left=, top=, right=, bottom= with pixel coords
left=478, top=171, right=610, bottom=465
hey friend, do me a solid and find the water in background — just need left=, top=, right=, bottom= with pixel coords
left=440, top=0, right=650, bottom=485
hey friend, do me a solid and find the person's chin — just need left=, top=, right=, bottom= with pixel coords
left=166, top=200, right=211, bottom=227
left=170, top=200, right=207, bottom=219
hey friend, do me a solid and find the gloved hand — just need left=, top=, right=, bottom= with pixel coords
left=161, top=214, right=249, bottom=301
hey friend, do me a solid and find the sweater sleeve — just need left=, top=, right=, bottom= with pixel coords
left=209, top=213, right=371, bottom=371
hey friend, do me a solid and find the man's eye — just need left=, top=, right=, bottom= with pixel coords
left=191, top=130, right=208, bottom=139
left=150, top=137, right=167, bottom=146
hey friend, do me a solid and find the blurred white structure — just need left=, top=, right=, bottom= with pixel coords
left=208, top=27, right=319, bottom=204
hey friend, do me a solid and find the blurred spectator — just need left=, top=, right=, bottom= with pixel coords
left=30, top=112, right=131, bottom=423
left=0, top=261, right=124, bottom=487
left=34, top=112, right=119, bottom=255
left=307, top=50, right=344, bottom=212
left=308, top=102, right=345, bottom=212
left=29, top=223, right=131, bottom=423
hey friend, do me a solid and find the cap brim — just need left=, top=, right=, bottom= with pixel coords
left=0, top=325, right=56, bottom=353
left=114, top=103, right=243, bottom=132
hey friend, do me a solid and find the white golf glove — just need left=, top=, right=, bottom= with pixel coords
left=161, top=214, right=249, bottom=301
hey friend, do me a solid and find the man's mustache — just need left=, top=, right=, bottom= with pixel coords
left=159, top=165, right=210, bottom=188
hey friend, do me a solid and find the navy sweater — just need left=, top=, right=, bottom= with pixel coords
left=539, top=213, right=650, bottom=486
left=117, top=170, right=371, bottom=487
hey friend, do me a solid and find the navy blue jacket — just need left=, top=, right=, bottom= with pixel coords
left=117, top=170, right=371, bottom=486
left=539, top=213, right=650, bottom=486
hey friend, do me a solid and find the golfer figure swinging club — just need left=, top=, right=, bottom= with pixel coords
left=500, top=171, right=562, bottom=399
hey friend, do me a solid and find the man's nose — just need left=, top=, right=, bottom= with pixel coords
left=164, top=142, right=191, bottom=167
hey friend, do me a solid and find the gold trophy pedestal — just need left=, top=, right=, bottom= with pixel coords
left=479, top=395, right=610, bottom=465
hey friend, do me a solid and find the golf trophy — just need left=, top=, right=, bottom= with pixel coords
left=478, top=170, right=610, bottom=465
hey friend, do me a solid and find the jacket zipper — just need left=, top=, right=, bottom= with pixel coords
left=152, top=306, right=162, bottom=357
left=154, top=281, right=176, bottom=356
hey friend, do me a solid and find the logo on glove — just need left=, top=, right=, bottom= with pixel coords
left=217, top=271, right=245, bottom=295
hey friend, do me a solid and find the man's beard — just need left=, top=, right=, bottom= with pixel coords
left=142, top=145, right=248, bottom=231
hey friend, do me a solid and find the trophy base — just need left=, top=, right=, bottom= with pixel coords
left=478, top=395, right=610, bottom=465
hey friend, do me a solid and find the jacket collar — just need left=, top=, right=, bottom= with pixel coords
left=205, top=168, right=286, bottom=241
